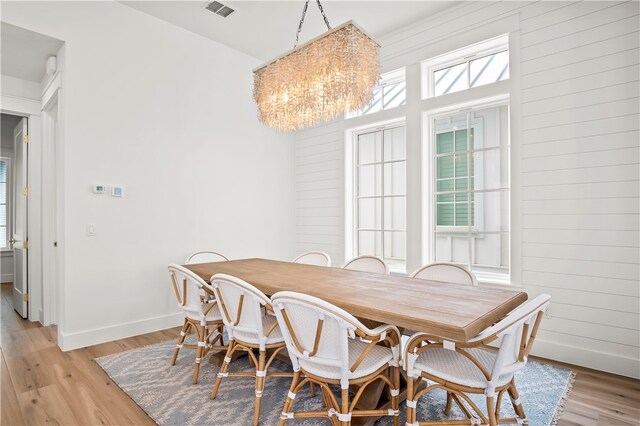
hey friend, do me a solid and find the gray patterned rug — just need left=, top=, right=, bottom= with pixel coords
left=96, top=338, right=574, bottom=425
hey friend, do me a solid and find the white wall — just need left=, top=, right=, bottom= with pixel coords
left=294, top=1, right=639, bottom=378
left=2, top=1, right=295, bottom=349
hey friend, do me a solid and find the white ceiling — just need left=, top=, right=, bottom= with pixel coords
left=0, top=22, right=64, bottom=83
left=121, top=1, right=457, bottom=62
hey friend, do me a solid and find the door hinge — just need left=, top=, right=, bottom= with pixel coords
left=23, top=187, right=28, bottom=197
left=23, top=293, right=29, bottom=302
left=23, top=135, right=30, bottom=144
left=23, top=239, right=29, bottom=250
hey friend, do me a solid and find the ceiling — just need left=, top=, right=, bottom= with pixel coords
left=121, top=1, right=457, bottom=62
left=0, top=22, right=64, bottom=83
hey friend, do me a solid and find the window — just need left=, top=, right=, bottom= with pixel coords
left=431, top=103, right=510, bottom=282
left=0, top=158, right=9, bottom=250
left=347, top=69, right=406, bottom=118
left=354, top=124, right=406, bottom=270
left=422, top=35, right=509, bottom=98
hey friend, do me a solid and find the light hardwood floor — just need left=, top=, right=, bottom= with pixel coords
left=1, top=283, right=638, bottom=425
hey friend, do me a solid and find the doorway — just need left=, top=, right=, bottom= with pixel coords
left=0, top=113, right=28, bottom=318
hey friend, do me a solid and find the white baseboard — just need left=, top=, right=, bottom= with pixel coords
left=1, top=273, right=14, bottom=283
left=58, top=312, right=183, bottom=352
left=532, top=338, right=640, bottom=379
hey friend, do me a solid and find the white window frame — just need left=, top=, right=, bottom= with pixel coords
left=345, top=118, right=407, bottom=273
left=423, top=94, right=511, bottom=285
left=422, top=34, right=509, bottom=99
left=347, top=68, right=406, bottom=119
left=0, top=157, right=11, bottom=252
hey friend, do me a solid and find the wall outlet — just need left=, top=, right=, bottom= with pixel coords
left=86, top=223, right=96, bottom=236
left=544, top=305, right=552, bottom=318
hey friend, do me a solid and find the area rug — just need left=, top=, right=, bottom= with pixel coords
left=96, top=338, right=574, bottom=425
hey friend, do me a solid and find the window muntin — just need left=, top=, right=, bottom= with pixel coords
left=0, top=158, right=9, bottom=249
left=355, top=125, right=406, bottom=270
left=423, top=34, right=509, bottom=99
left=348, top=69, right=406, bottom=118
left=432, top=104, right=510, bottom=280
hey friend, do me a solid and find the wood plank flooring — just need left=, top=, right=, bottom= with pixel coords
left=1, top=283, right=638, bottom=425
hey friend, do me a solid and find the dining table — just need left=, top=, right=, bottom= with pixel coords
left=184, top=258, right=528, bottom=425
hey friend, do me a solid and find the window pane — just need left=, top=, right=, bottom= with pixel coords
left=384, top=127, right=406, bottom=161
left=476, top=190, right=509, bottom=232
left=358, top=198, right=381, bottom=229
left=383, top=81, right=406, bottom=109
left=437, top=179, right=454, bottom=192
left=437, top=203, right=454, bottom=226
left=455, top=129, right=470, bottom=152
left=358, top=132, right=382, bottom=164
left=0, top=160, right=6, bottom=182
left=437, top=156, right=454, bottom=179
left=474, top=147, right=509, bottom=190
left=384, top=197, right=405, bottom=230
left=384, top=162, right=405, bottom=196
left=0, top=227, right=5, bottom=249
left=434, top=62, right=467, bottom=96
left=384, top=231, right=406, bottom=260
left=0, top=182, right=5, bottom=204
left=470, top=50, right=509, bottom=88
left=474, top=232, right=510, bottom=270
left=454, top=154, right=468, bottom=178
left=472, top=105, right=509, bottom=149
left=358, top=230, right=382, bottom=257
left=358, top=164, right=382, bottom=196
left=360, top=86, right=383, bottom=116
left=455, top=202, right=471, bottom=226
left=436, top=132, right=454, bottom=154
left=0, top=204, right=5, bottom=227
left=434, top=233, right=470, bottom=264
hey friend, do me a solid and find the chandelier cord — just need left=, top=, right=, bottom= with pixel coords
left=294, top=0, right=332, bottom=48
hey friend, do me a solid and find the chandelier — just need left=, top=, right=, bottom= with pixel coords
left=253, top=0, right=380, bottom=132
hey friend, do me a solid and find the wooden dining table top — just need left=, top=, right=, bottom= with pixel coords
left=184, top=258, right=528, bottom=342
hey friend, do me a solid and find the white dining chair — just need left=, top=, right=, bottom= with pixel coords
left=167, top=264, right=225, bottom=384
left=342, top=255, right=389, bottom=274
left=292, top=251, right=331, bottom=267
left=404, top=294, right=551, bottom=426
left=209, top=274, right=292, bottom=426
left=272, top=291, right=401, bottom=426
left=185, top=250, right=229, bottom=264
left=410, top=262, right=478, bottom=286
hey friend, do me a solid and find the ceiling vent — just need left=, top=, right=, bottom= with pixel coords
left=205, top=1, right=235, bottom=18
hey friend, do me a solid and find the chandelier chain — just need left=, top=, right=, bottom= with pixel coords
left=294, top=0, right=332, bottom=48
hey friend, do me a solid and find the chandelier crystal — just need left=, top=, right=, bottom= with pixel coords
left=253, top=6, right=380, bottom=132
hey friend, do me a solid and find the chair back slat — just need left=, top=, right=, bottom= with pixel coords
left=211, top=274, right=271, bottom=347
left=168, top=264, right=211, bottom=316
left=342, top=255, right=389, bottom=274
left=410, top=263, right=477, bottom=286
left=272, top=291, right=370, bottom=377
left=292, top=251, right=331, bottom=267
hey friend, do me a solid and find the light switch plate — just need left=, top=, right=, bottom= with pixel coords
left=111, top=185, right=124, bottom=197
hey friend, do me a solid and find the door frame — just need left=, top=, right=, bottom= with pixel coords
left=41, top=71, right=63, bottom=326
left=1, top=96, right=41, bottom=322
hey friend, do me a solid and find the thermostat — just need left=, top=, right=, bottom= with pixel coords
left=111, top=185, right=125, bottom=197
left=92, top=184, right=107, bottom=194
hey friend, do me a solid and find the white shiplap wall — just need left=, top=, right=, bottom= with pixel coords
left=294, top=1, right=640, bottom=378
